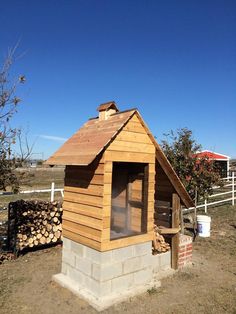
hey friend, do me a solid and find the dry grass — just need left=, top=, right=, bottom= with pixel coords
left=0, top=167, right=65, bottom=208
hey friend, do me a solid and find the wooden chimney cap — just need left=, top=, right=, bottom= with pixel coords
left=97, top=101, right=119, bottom=113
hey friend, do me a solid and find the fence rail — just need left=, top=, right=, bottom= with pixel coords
left=0, top=182, right=64, bottom=202
left=184, top=173, right=235, bottom=213
left=1, top=173, right=235, bottom=213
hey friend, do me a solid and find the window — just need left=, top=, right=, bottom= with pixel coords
left=110, top=162, right=148, bottom=240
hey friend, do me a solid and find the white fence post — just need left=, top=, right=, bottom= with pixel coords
left=232, top=172, right=235, bottom=206
left=50, top=182, right=55, bottom=202
left=204, top=199, right=207, bottom=213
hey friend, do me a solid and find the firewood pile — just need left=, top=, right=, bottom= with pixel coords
left=0, top=252, right=14, bottom=264
left=152, top=224, right=170, bottom=254
left=8, top=200, right=62, bottom=252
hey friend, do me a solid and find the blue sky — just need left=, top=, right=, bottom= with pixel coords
left=1, top=0, right=236, bottom=159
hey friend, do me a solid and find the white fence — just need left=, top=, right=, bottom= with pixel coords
left=0, top=182, right=64, bottom=202
left=1, top=173, right=236, bottom=212
left=185, top=172, right=235, bottom=213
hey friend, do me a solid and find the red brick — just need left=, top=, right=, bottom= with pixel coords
left=178, top=262, right=185, bottom=266
left=186, top=251, right=192, bottom=256
left=186, top=256, right=192, bottom=261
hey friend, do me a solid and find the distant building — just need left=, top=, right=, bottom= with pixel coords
left=24, top=159, right=39, bottom=168
left=195, top=150, right=230, bottom=178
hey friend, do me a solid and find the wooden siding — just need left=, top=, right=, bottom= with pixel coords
left=101, top=114, right=155, bottom=251
left=62, top=157, right=104, bottom=250
left=61, top=113, right=157, bottom=251
left=155, top=160, right=175, bottom=202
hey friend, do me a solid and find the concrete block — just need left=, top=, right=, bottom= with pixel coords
left=76, top=257, right=92, bottom=276
left=160, top=251, right=171, bottom=269
left=85, top=246, right=112, bottom=264
left=112, top=246, right=134, bottom=262
left=61, top=262, right=68, bottom=275
left=86, top=277, right=111, bottom=297
left=140, top=254, right=152, bottom=268
left=71, top=241, right=85, bottom=257
left=53, top=272, right=160, bottom=312
left=67, top=267, right=86, bottom=286
left=123, top=256, right=141, bottom=274
left=133, top=267, right=152, bottom=285
left=62, top=248, right=76, bottom=267
left=92, top=262, right=122, bottom=281
left=62, top=237, right=71, bottom=250
left=133, top=242, right=151, bottom=256
left=151, top=254, right=160, bottom=273
left=111, top=273, right=134, bottom=293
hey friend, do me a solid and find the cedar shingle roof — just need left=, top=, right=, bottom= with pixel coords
left=46, top=109, right=136, bottom=166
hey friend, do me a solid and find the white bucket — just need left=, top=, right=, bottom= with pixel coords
left=197, top=215, right=211, bottom=237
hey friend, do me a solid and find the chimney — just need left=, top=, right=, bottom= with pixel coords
left=97, top=101, right=119, bottom=121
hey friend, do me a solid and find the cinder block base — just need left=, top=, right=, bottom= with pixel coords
left=54, top=238, right=171, bottom=311
left=53, top=273, right=161, bottom=312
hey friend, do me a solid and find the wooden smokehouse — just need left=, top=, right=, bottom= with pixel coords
left=46, top=102, right=193, bottom=310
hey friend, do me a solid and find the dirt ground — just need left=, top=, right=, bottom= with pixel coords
left=0, top=205, right=235, bottom=314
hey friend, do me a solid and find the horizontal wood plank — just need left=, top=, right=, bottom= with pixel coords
left=63, top=210, right=103, bottom=230
left=64, top=184, right=103, bottom=197
left=105, top=151, right=155, bottom=163
left=115, top=130, right=153, bottom=144
left=123, top=120, right=147, bottom=133
left=63, top=200, right=103, bottom=218
left=64, top=191, right=103, bottom=207
left=101, top=232, right=152, bottom=251
left=107, top=141, right=155, bottom=154
left=63, top=229, right=101, bottom=250
left=63, top=219, right=102, bottom=242
left=65, top=175, right=103, bottom=186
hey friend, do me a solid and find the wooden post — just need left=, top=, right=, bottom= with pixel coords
left=194, top=188, right=198, bottom=234
left=171, top=193, right=180, bottom=270
left=180, top=206, right=184, bottom=234
left=50, top=182, right=55, bottom=202
left=232, top=172, right=235, bottom=206
left=204, top=199, right=207, bottom=213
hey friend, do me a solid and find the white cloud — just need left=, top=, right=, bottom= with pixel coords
left=39, top=134, right=68, bottom=142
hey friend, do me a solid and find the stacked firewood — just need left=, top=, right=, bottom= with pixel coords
left=152, top=224, right=170, bottom=254
left=0, top=252, right=14, bottom=264
left=8, top=200, right=62, bottom=251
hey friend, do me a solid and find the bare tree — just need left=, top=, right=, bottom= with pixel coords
left=16, top=128, right=36, bottom=166
left=0, top=44, right=26, bottom=191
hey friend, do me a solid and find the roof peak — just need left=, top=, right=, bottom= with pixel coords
left=97, top=101, right=119, bottom=112
left=97, top=101, right=119, bottom=121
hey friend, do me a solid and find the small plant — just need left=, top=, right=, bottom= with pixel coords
left=147, top=286, right=158, bottom=295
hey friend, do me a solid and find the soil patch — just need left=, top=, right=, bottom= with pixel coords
left=0, top=205, right=235, bottom=314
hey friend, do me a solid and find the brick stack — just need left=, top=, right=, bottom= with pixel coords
left=178, top=234, right=192, bottom=268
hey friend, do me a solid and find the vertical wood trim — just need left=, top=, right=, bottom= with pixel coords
left=180, top=205, right=184, bottom=234
left=127, top=178, right=132, bottom=231
left=171, top=193, right=180, bottom=270
left=147, top=166, right=155, bottom=233
left=142, top=164, right=149, bottom=232
left=102, top=161, right=112, bottom=242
